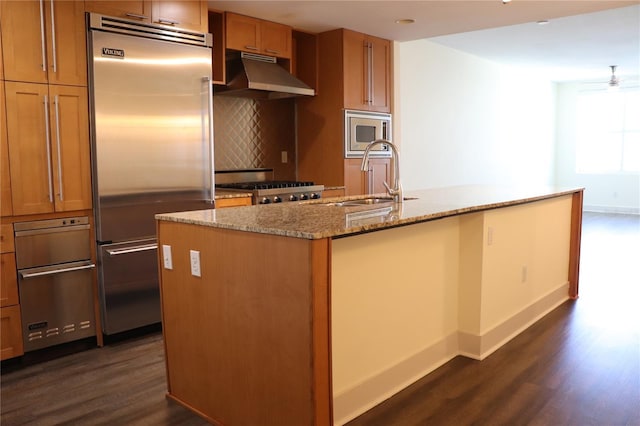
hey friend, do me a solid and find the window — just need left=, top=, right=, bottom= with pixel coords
left=575, top=88, right=640, bottom=173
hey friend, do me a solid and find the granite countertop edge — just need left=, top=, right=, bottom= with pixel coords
left=157, top=185, right=584, bottom=240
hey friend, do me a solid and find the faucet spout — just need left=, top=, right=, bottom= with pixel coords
left=360, top=139, right=403, bottom=203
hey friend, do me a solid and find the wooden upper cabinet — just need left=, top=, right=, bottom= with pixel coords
left=5, top=82, right=92, bottom=216
left=0, top=0, right=87, bottom=86
left=1, top=82, right=12, bottom=218
left=49, top=85, right=93, bottom=212
left=261, top=20, right=291, bottom=58
left=226, top=12, right=292, bottom=59
left=342, top=29, right=390, bottom=113
left=85, top=1, right=153, bottom=23
left=151, top=1, right=208, bottom=32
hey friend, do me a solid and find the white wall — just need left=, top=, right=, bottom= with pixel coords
left=395, top=40, right=556, bottom=190
left=555, top=83, right=640, bottom=214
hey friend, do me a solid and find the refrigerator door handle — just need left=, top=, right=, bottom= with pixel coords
left=106, top=243, right=158, bottom=256
left=20, top=262, right=96, bottom=279
left=204, top=76, right=215, bottom=205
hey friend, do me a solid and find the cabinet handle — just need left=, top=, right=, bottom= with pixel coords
left=368, top=42, right=374, bottom=105
left=125, top=12, right=149, bottom=20
left=43, top=95, right=54, bottom=203
left=20, top=263, right=96, bottom=279
left=204, top=76, right=215, bottom=205
left=244, top=45, right=259, bottom=51
left=49, top=0, right=57, bottom=73
left=38, top=0, right=47, bottom=72
left=264, top=49, right=279, bottom=55
left=53, top=95, right=63, bottom=201
left=157, top=18, right=179, bottom=26
left=106, top=244, right=157, bottom=256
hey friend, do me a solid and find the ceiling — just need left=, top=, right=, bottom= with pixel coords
left=208, top=1, right=640, bottom=82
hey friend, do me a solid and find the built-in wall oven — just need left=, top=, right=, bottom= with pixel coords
left=14, top=217, right=96, bottom=352
left=344, top=109, right=392, bottom=158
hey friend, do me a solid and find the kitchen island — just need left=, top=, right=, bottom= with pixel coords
left=155, top=185, right=583, bottom=426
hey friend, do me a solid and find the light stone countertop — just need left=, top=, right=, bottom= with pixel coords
left=157, top=185, right=583, bottom=240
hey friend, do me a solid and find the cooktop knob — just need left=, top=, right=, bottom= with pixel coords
left=273, top=196, right=282, bottom=203
left=310, top=193, right=321, bottom=200
left=300, top=194, right=309, bottom=200
left=260, top=197, right=271, bottom=204
left=289, top=194, right=298, bottom=201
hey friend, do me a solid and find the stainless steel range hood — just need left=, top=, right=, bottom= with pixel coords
left=216, top=52, right=314, bottom=99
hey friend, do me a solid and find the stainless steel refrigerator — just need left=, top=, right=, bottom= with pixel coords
left=87, top=14, right=214, bottom=335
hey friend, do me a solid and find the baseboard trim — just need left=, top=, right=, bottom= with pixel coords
left=333, top=283, right=570, bottom=425
left=584, top=205, right=640, bottom=215
left=333, top=332, right=459, bottom=426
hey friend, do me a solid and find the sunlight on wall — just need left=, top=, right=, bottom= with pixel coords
left=396, top=40, right=556, bottom=191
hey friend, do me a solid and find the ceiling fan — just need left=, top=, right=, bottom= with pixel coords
left=581, top=65, right=639, bottom=91
left=607, top=65, right=620, bottom=89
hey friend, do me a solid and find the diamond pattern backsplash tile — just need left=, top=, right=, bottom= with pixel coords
left=213, top=96, right=296, bottom=180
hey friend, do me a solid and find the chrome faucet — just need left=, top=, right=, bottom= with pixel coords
left=361, top=139, right=403, bottom=203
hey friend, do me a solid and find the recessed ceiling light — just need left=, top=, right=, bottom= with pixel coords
left=537, top=20, right=549, bottom=25
left=395, top=19, right=415, bottom=25
left=502, top=0, right=512, bottom=4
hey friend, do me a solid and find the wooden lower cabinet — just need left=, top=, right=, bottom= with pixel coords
left=1, top=305, right=24, bottom=360
left=1, top=253, right=18, bottom=307
left=344, top=158, right=390, bottom=196
left=215, top=196, right=252, bottom=208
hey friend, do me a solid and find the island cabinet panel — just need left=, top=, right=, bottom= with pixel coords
left=157, top=221, right=332, bottom=426
left=1, top=0, right=87, bottom=86
left=214, top=196, right=252, bottom=208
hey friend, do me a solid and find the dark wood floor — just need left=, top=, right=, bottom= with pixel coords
left=2, top=212, right=639, bottom=426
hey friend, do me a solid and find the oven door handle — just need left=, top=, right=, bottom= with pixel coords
left=106, top=243, right=158, bottom=256
left=20, top=262, right=96, bottom=279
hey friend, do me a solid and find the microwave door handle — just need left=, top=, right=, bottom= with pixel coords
left=382, top=121, right=388, bottom=140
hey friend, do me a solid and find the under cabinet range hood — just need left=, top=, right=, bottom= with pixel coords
left=217, top=52, right=314, bottom=99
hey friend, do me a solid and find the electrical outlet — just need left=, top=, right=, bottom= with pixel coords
left=190, top=250, right=201, bottom=277
left=521, top=266, right=528, bottom=283
left=487, top=227, right=494, bottom=246
left=281, top=151, right=288, bottom=163
left=162, top=245, right=173, bottom=270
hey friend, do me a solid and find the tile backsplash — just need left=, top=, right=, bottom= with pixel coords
left=213, top=96, right=296, bottom=180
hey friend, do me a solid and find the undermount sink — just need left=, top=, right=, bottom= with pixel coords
left=318, top=197, right=417, bottom=207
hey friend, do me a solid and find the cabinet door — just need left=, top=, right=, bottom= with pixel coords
left=369, top=36, right=390, bottom=113
left=46, top=0, right=87, bottom=86
left=343, top=30, right=367, bottom=111
left=0, top=0, right=49, bottom=83
left=0, top=253, right=18, bottom=307
left=261, top=21, right=291, bottom=58
left=0, top=305, right=24, bottom=360
left=152, top=0, right=207, bottom=32
left=1, top=82, right=12, bottom=217
left=0, top=223, right=14, bottom=254
left=344, top=159, right=366, bottom=196
left=5, top=82, right=54, bottom=215
left=226, top=13, right=261, bottom=53
left=367, top=158, right=391, bottom=194
left=49, top=85, right=92, bottom=212
left=85, top=0, right=152, bottom=23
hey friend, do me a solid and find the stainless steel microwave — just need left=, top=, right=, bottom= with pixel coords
left=344, top=109, right=392, bottom=158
